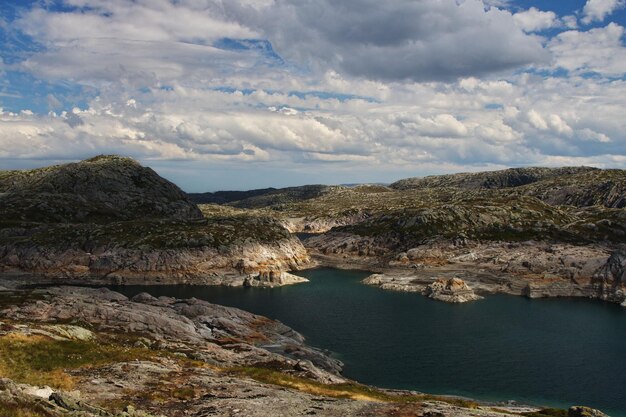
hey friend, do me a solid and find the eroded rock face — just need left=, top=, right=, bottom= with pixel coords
left=0, top=237, right=310, bottom=286
left=592, top=252, right=626, bottom=304
left=423, top=277, right=483, bottom=303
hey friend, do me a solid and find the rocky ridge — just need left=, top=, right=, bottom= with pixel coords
left=390, top=167, right=597, bottom=191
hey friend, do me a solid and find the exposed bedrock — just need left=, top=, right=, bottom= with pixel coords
left=308, top=233, right=626, bottom=305
left=0, top=237, right=310, bottom=287
left=0, top=286, right=342, bottom=376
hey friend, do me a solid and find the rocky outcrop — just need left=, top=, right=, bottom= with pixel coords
left=423, top=277, right=483, bottom=303
left=315, top=235, right=626, bottom=305
left=568, top=406, right=610, bottom=417
left=244, top=271, right=309, bottom=287
left=363, top=274, right=483, bottom=303
left=281, top=215, right=366, bottom=234
left=591, top=251, right=626, bottom=303
left=0, top=155, right=202, bottom=222
left=362, top=273, right=424, bottom=293
left=0, top=237, right=310, bottom=286
left=0, top=156, right=313, bottom=286
left=516, top=169, right=626, bottom=208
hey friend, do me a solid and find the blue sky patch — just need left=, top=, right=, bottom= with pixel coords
left=214, top=38, right=285, bottom=65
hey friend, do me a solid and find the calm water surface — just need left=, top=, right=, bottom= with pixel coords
left=111, top=268, right=626, bottom=416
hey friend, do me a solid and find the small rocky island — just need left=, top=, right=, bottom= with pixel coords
left=362, top=274, right=483, bottom=303
left=1, top=156, right=623, bottom=416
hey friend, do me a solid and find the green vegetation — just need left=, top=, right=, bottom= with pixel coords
left=0, top=401, right=54, bottom=417
left=231, top=365, right=479, bottom=408
left=190, top=169, right=625, bottom=245
left=0, top=215, right=291, bottom=251
left=0, top=333, right=157, bottom=389
left=190, top=184, right=340, bottom=208
left=187, top=166, right=625, bottom=246
left=0, top=155, right=202, bottom=223
left=331, top=195, right=622, bottom=245
left=522, top=408, right=569, bottom=417
left=0, top=156, right=299, bottom=254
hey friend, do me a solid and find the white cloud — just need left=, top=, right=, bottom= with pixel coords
left=13, top=0, right=549, bottom=84
left=234, top=0, right=548, bottom=82
left=513, top=7, right=560, bottom=33
left=3, top=70, right=626, bottom=173
left=548, top=23, right=626, bottom=77
left=582, top=0, right=626, bottom=24
left=1, top=0, right=626, bottom=187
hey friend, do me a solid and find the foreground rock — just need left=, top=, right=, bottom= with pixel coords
left=1, top=286, right=341, bottom=375
left=0, top=287, right=560, bottom=417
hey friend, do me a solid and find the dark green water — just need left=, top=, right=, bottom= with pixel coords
left=111, top=268, right=626, bottom=416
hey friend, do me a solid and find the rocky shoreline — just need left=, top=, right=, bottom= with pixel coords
left=2, top=286, right=599, bottom=417
left=305, top=236, right=626, bottom=306
left=0, top=237, right=311, bottom=288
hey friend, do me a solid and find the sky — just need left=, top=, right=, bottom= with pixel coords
left=1, top=0, right=626, bottom=191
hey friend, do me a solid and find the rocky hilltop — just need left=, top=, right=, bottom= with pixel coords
left=391, top=166, right=626, bottom=208
left=0, top=156, right=310, bottom=286
left=0, top=155, right=202, bottom=222
left=390, top=167, right=597, bottom=191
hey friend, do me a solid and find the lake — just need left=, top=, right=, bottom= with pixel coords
left=111, top=267, right=626, bottom=416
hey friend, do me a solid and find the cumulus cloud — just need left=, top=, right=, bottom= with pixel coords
left=548, top=23, right=626, bottom=77
left=582, top=0, right=626, bottom=24
left=2, top=70, right=626, bottom=174
left=12, top=0, right=549, bottom=84
left=1, top=0, right=626, bottom=188
left=226, top=0, right=548, bottom=82
left=513, top=8, right=560, bottom=32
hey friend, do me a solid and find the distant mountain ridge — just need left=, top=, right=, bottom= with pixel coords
left=190, top=184, right=343, bottom=208
left=193, top=166, right=625, bottom=210
left=390, top=166, right=598, bottom=190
